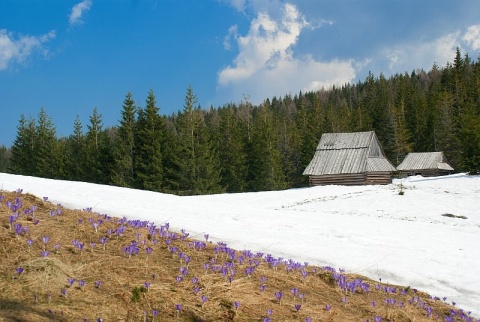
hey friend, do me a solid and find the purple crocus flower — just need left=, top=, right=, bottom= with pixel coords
left=374, top=316, right=382, bottom=322
left=41, top=251, right=50, bottom=257
left=325, top=304, right=331, bottom=311
left=14, top=223, right=23, bottom=237
left=67, top=278, right=75, bottom=286
left=95, top=280, right=102, bottom=288
left=291, top=287, right=298, bottom=298
left=233, top=301, right=240, bottom=310
left=99, top=237, right=108, bottom=250
left=294, top=304, right=301, bottom=312
left=61, top=289, right=67, bottom=297
left=16, top=267, right=24, bottom=276
left=275, top=291, right=283, bottom=304
left=201, top=295, right=208, bottom=306
left=144, top=282, right=151, bottom=292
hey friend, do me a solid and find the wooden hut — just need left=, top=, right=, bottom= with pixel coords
left=303, top=131, right=396, bottom=186
left=396, top=152, right=454, bottom=177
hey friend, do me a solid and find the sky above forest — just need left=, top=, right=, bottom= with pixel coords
left=1, top=0, right=480, bottom=147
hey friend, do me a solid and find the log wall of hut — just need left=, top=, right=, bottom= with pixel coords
left=365, top=172, right=393, bottom=185
left=309, top=173, right=366, bottom=186
left=309, top=172, right=393, bottom=186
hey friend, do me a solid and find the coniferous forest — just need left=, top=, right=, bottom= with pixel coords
left=1, top=49, right=479, bottom=195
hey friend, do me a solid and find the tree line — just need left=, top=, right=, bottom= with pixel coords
left=1, top=49, right=479, bottom=194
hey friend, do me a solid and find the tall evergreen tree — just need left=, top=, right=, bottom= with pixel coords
left=64, top=115, right=85, bottom=181
left=112, top=92, right=137, bottom=187
left=248, top=101, right=286, bottom=191
left=170, top=85, right=223, bottom=195
left=84, top=107, right=113, bottom=184
left=390, top=101, right=413, bottom=165
left=34, top=107, right=58, bottom=178
left=133, top=90, right=164, bottom=191
left=9, top=115, right=36, bottom=175
left=217, top=105, right=248, bottom=192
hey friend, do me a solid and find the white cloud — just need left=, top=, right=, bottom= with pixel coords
left=463, top=24, right=480, bottom=51
left=69, top=0, right=93, bottom=26
left=377, top=30, right=471, bottom=76
left=223, top=0, right=247, bottom=12
left=216, top=2, right=355, bottom=104
left=223, top=25, right=239, bottom=50
left=0, top=29, right=56, bottom=71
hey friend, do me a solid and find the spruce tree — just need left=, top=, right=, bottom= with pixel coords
left=133, top=90, right=164, bottom=192
left=64, top=115, right=85, bottom=181
left=84, top=107, right=113, bottom=184
left=112, top=92, right=137, bottom=187
left=248, top=101, right=286, bottom=191
left=34, top=107, right=58, bottom=178
left=217, top=105, right=248, bottom=192
left=9, top=115, right=36, bottom=175
left=170, top=85, right=223, bottom=195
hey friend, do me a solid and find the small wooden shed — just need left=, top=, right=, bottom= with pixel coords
left=303, top=131, right=396, bottom=186
left=396, top=152, right=454, bottom=177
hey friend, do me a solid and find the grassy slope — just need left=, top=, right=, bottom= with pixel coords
left=0, top=190, right=474, bottom=322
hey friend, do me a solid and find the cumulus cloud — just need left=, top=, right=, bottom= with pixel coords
left=463, top=24, right=480, bottom=50
left=0, top=29, right=56, bottom=71
left=377, top=26, right=480, bottom=76
left=216, top=2, right=356, bottom=104
left=69, top=0, right=92, bottom=26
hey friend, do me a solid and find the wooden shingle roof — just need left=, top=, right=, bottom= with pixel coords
left=396, top=152, right=454, bottom=171
left=303, top=131, right=396, bottom=176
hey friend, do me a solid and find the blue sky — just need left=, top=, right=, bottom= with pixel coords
left=1, top=0, right=480, bottom=147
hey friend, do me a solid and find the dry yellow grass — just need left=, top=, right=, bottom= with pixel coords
left=0, top=190, right=474, bottom=321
